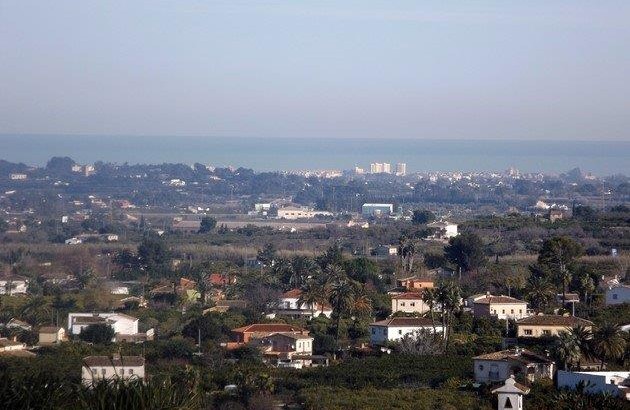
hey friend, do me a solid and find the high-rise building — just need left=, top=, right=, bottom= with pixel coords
left=382, top=163, right=391, bottom=174
left=370, top=163, right=384, bottom=173
left=396, top=163, right=407, bottom=176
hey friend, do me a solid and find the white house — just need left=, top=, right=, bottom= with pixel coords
left=38, top=326, right=67, bottom=345
left=275, top=289, right=332, bottom=318
left=82, top=355, right=145, bottom=386
left=361, top=203, right=393, bottom=217
left=472, top=293, right=530, bottom=320
left=67, top=313, right=139, bottom=336
left=0, top=276, right=29, bottom=295
left=605, top=285, right=630, bottom=306
left=473, top=348, right=555, bottom=384
left=369, top=317, right=443, bottom=345
left=257, top=332, right=314, bottom=368
left=390, top=293, right=431, bottom=315
left=557, top=370, right=630, bottom=400
left=427, top=220, right=459, bottom=239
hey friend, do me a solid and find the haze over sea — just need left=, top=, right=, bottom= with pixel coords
left=0, top=135, right=628, bottom=176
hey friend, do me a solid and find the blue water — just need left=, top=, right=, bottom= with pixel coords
left=0, top=134, right=628, bottom=176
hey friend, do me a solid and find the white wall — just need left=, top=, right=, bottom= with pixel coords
left=369, top=325, right=444, bottom=345
left=68, top=313, right=139, bottom=336
left=557, top=370, right=630, bottom=398
left=605, top=286, right=630, bottom=306
left=474, top=360, right=512, bottom=383
left=82, top=364, right=145, bottom=386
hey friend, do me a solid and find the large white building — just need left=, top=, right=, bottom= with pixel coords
left=67, top=313, right=139, bottom=337
left=369, top=317, right=443, bottom=345
left=426, top=221, right=458, bottom=239
left=361, top=203, right=393, bottom=217
left=82, top=355, right=145, bottom=386
left=557, top=370, right=630, bottom=400
left=277, top=207, right=332, bottom=220
left=605, top=285, right=630, bottom=306
left=395, top=163, right=407, bottom=176
left=0, top=276, right=29, bottom=295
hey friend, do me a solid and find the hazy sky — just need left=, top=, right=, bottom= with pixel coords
left=1, top=1, right=629, bottom=140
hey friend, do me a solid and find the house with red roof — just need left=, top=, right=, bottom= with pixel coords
left=471, top=293, right=530, bottom=320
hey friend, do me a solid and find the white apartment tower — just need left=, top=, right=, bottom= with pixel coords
left=395, top=163, right=407, bottom=176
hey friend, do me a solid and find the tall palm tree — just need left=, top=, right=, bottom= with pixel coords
left=421, top=288, right=438, bottom=333
left=397, top=237, right=419, bottom=274
left=592, top=323, right=627, bottom=370
left=568, top=325, right=593, bottom=369
left=298, top=281, right=325, bottom=318
left=553, top=331, right=581, bottom=371
left=329, top=279, right=356, bottom=343
left=435, top=281, right=461, bottom=348
left=524, top=275, right=555, bottom=310
left=351, top=288, right=372, bottom=318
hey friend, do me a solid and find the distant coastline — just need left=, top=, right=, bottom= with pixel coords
left=1, top=134, right=628, bottom=176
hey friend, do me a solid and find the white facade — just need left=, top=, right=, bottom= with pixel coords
left=277, top=207, right=332, bottom=220
left=369, top=318, right=443, bottom=345
left=361, top=203, right=393, bottom=217
left=605, top=285, right=630, bottom=306
left=67, top=313, right=139, bottom=336
left=557, top=370, right=630, bottom=400
left=0, top=278, right=29, bottom=295
left=9, top=173, right=27, bottom=180
left=427, top=221, right=458, bottom=239
left=492, top=377, right=529, bottom=410
left=395, top=163, right=406, bottom=176
left=82, top=356, right=145, bottom=386
left=276, top=291, right=332, bottom=318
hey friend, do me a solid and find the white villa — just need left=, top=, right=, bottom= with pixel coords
left=369, top=317, right=443, bottom=345
left=0, top=276, right=29, bottom=295
left=274, top=289, right=333, bottom=318
left=557, top=370, right=630, bottom=400
left=67, top=313, right=139, bottom=337
left=82, top=355, right=145, bottom=386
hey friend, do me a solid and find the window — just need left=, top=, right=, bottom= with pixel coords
left=502, top=309, right=505, bottom=314
left=382, top=329, right=387, bottom=335
left=398, top=330, right=402, bottom=335
left=371, top=328, right=376, bottom=334
left=400, top=302, right=405, bottom=306
left=101, top=369, right=106, bottom=376
left=519, top=309, right=522, bottom=314
left=613, top=294, right=618, bottom=300
left=410, top=302, right=415, bottom=307
left=524, top=329, right=533, bottom=335
left=478, top=364, right=484, bottom=371
left=92, top=369, right=97, bottom=375
left=542, top=330, right=551, bottom=336
left=511, top=309, right=514, bottom=314
left=129, top=369, right=134, bottom=375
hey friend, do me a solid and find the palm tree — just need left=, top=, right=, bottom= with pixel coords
left=329, top=278, right=356, bottom=343
left=421, top=288, right=438, bottom=333
left=568, top=325, right=593, bottom=369
left=554, top=331, right=581, bottom=371
left=298, top=281, right=325, bottom=318
left=592, top=323, right=627, bottom=370
left=435, top=281, right=461, bottom=348
left=397, top=237, right=419, bottom=274
left=524, top=275, right=555, bottom=310
left=351, top=288, right=372, bottom=318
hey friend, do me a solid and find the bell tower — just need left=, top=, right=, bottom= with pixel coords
left=492, top=376, right=529, bottom=410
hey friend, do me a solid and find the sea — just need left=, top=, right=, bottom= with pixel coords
left=0, top=135, right=628, bottom=176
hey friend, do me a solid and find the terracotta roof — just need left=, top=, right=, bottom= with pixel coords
left=391, top=292, right=424, bottom=300
left=232, top=323, right=307, bottom=333
left=474, top=348, right=553, bottom=364
left=83, top=356, right=145, bottom=367
left=371, top=317, right=434, bottom=327
left=282, top=289, right=302, bottom=298
left=267, top=332, right=314, bottom=340
left=209, top=273, right=233, bottom=286
left=474, top=295, right=527, bottom=305
left=516, top=315, right=593, bottom=327
left=39, top=326, right=63, bottom=333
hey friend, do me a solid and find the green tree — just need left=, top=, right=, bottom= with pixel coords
left=79, top=324, right=115, bottom=344
left=538, top=236, right=583, bottom=305
left=138, top=235, right=170, bottom=275
left=0, top=219, right=8, bottom=233
left=444, top=232, right=486, bottom=274
left=524, top=275, right=555, bottom=310
left=568, top=325, right=593, bottom=369
left=553, top=331, right=581, bottom=371
left=421, top=288, right=438, bottom=333
left=329, top=278, right=358, bottom=343
left=412, top=210, right=435, bottom=225
left=435, top=281, right=461, bottom=348
left=198, top=216, right=217, bottom=233
left=397, top=236, right=420, bottom=274
left=256, top=243, right=276, bottom=267
left=592, top=323, right=626, bottom=370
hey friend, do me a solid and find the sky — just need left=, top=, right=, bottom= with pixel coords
left=1, top=1, right=629, bottom=140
